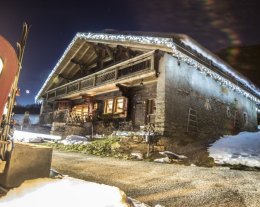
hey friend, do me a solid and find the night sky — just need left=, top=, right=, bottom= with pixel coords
left=0, top=0, right=260, bottom=105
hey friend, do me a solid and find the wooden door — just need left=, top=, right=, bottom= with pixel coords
left=134, top=101, right=145, bottom=127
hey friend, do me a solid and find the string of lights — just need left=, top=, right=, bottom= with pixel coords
left=35, top=32, right=260, bottom=104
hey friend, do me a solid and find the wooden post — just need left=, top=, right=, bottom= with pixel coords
left=115, top=68, right=118, bottom=80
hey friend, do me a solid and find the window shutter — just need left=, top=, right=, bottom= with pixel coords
left=123, top=97, right=128, bottom=116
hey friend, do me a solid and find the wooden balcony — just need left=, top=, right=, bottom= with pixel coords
left=46, top=50, right=157, bottom=101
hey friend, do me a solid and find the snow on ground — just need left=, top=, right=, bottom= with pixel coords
left=13, top=130, right=61, bottom=143
left=60, top=135, right=91, bottom=145
left=208, top=131, right=260, bottom=167
left=0, top=176, right=147, bottom=207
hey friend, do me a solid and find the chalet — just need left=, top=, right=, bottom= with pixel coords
left=36, top=32, right=260, bottom=139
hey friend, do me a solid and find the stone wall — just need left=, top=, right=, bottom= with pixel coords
left=155, top=56, right=166, bottom=134
left=39, top=100, right=54, bottom=125
left=160, top=53, right=258, bottom=139
left=50, top=122, right=91, bottom=138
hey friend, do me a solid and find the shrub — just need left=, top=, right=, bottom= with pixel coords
left=47, top=137, right=125, bottom=157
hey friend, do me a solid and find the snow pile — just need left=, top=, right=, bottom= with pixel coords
left=154, top=157, right=171, bottom=164
left=159, top=151, right=187, bottom=159
left=13, top=130, right=61, bottom=143
left=0, top=177, right=134, bottom=207
left=60, top=135, right=91, bottom=145
left=208, top=131, right=260, bottom=167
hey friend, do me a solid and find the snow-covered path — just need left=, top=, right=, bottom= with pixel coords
left=208, top=131, right=260, bottom=167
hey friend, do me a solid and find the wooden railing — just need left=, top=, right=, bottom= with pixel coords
left=46, top=51, right=155, bottom=101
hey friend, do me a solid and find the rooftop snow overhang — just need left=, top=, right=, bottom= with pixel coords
left=35, top=32, right=260, bottom=103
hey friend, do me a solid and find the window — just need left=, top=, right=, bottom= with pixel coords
left=72, top=104, right=88, bottom=115
left=82, top=106, right=89, bottom=118
left=243, top=112, right=248, bottom=125
left=226, top=107, right=231, bottom=118
left=71, top=104, right=97, bottom=122
left=104, top=97, right=127, bottom=116
left=93, top=103, right=98, bottom=110
left=114, top=97, right=124, bottom=113
left=104, top=99, right=114, bottom=114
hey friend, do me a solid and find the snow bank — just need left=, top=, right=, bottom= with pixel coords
left=0, top=177, right=133, bottom=207
left=208, top=131, right=260, bottom=167
left=13, top=130, right=61, bottom=143
left=60, top=135, right=91, bottom=145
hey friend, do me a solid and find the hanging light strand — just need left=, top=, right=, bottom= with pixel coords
left=35, top=32, right=260, bottom=104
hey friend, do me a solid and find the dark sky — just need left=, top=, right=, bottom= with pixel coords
left=0, top=0, right=260, bottom=105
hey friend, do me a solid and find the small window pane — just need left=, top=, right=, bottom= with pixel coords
left=115, top=98, right=124, bottom=113
left=104, top=99, right=113, bottom=114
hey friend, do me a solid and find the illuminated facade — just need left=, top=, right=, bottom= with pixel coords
left=36, top=32, right=260, bottom=138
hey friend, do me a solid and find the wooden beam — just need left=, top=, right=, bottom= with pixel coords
left=58, top=74, right=73, bottom=82
left=45, top=41, right=86, bottom=92
left=116, top=83, right=129, bottom=97
left=96, top=43, right=114, bottom=61
left=47, top=51, right=155, bottom=94
left=65, top=45, right=91, bottom=78
left=96, top=47, right=106, bottom=69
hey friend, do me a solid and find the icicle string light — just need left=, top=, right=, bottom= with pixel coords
left=35, top=33, right=260, bottom=104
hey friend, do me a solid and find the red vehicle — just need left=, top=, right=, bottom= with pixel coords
left=0, top=23, right=29, bottom=163
left=0, top=36, right=19, bottom=123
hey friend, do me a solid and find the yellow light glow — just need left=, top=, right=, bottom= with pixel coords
left=0, top=57, right=4, bottom=75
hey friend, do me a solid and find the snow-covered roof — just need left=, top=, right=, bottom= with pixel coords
left=35, top=32, right=260, bottom=103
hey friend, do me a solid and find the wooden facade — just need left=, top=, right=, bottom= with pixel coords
left=37, top=32, right=260, bottom=138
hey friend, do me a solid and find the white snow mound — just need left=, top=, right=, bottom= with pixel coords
left=0, top=177, right=132, bottom=207
left=13, top=130, right=61, bottom=143
left=208, top=131, right=260, bottom=168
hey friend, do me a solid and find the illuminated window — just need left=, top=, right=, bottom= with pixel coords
left=82, top=106, right=89, bottom=118
left=114, top=97, right=124, bottom=113
left=72, top=104, right=89, bottom=121
left=93, top=103, right=98, bottom=110
left=0, top=57, right=4, bottom=76
left=104, top=99, right=114, bottom=114
left=104, top=97, right=127, bottom=116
